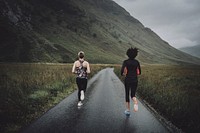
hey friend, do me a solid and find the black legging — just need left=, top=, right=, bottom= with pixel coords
left=76, top=77, right=87, bottom=101
left=125, top=80, right=138, bottom=102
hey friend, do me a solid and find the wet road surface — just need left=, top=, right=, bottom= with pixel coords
left=22, top=68, right=170, bottom=133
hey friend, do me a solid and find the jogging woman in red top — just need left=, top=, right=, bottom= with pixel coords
left=121, top=48, right=141, bottom=116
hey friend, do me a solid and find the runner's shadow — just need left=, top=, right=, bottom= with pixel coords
left=122, top=116, right=136, bottom=133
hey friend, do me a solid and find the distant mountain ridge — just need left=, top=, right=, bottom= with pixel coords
left=0, top=0, right=200, bottom=64
left=179, top=45, right=200, bottom=58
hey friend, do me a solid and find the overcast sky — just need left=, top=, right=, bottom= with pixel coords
left=113, top=0, right=200, bottom=48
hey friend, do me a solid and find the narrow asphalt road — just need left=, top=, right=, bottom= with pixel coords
left=22, top=68, right=170, bottom=133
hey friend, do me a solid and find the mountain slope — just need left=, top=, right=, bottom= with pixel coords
left=179, top=45, right=200, bottom=58
left=0, top=0, right=200, bottom=64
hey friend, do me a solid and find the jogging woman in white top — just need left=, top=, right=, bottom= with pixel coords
left=72, top=51, right=90, bottom=107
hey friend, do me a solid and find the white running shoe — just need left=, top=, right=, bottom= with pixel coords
left=80, top=90, right=84, bottom=100
left=134, top=104, right=138, bottom=112
left=124, top=110, right=130, bottom=116
left=78, top=101, right=83, bottom=107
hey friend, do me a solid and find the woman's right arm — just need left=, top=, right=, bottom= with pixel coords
left=137, top=61, right=141, bottom=75
left=86, top=62, right=91, bottom=74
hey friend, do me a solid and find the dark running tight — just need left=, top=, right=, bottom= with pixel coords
left=76, top=77, right=87, bottom=101
left=125, top=80, right=138, bottom=102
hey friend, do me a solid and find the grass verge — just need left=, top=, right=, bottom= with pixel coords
left=114, top=64, right=200, bottom=133
left=0, top=63, right=108, bottom=133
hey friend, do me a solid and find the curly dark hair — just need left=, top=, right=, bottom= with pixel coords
left=126, top=47, right=138, bottom=59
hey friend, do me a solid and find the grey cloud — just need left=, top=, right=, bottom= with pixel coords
left=113, top=0, right=200, bottom=48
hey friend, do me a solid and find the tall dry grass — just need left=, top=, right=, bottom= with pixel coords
left=0, top=63, right=107, bottom=133
left=114, top=64, right=200, bottom=133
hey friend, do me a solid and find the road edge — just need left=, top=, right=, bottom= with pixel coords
left=136, top=95, right=184, bottom=133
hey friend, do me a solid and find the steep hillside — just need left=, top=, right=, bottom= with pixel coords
left=179, top=45, right=200, bottom=58
left=0, top=0, right=200, bottom=64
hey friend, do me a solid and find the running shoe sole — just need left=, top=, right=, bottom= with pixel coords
left=80, top=90, right=84, bottom=100
left=78, top=102, right=83, bottom=107
left=134, top=104, right=138, bottom=112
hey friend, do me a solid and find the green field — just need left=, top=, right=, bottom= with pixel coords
left=114, top=64, right=200, bottom=133
left=1, top=63, right=200, bottom=133
left=0, top=63, right=109, bottom=133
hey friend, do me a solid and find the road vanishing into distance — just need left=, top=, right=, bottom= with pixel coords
left=22, top=68, right=172, bottom=133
